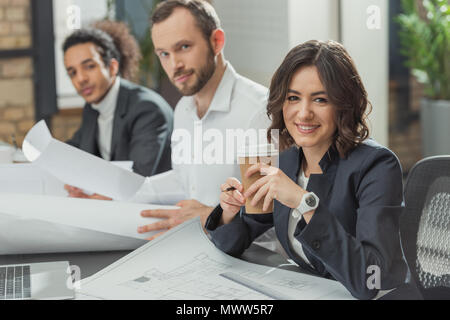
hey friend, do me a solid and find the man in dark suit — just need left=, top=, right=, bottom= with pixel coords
left=62, top=25, right=173, bottom=179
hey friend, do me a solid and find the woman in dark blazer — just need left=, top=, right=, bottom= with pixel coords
left=205, top=40, right=421, bottom=300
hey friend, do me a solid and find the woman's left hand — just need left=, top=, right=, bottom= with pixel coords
left=244, top=163, right=308, bottom=211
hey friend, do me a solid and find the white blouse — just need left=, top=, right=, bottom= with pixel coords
left=256, top=167, right=316, bottom=269
left=287, top=168, right=314, bottom=268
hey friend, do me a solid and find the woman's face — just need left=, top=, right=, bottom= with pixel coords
left=283, top=66, right=337, bottom=155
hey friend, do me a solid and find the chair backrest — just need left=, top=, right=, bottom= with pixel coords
left=401, top=156, right=450, bottom=299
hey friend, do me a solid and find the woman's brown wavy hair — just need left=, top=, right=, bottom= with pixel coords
left=267, top=40, right=371, bottom=158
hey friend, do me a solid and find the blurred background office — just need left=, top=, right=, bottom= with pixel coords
left=0, top=0, right=448, bottom=176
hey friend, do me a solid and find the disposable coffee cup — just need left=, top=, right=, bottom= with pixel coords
left=237, top=144, right=279, bottom=214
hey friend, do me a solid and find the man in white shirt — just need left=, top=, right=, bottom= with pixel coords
left=135, top=0, right=270, bottom=239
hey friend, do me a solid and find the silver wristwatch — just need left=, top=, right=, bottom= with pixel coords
left=296, top=192, right=319, bottom=215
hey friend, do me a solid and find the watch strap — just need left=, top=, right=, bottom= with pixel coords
left=297, top=192, right=319, bottom=215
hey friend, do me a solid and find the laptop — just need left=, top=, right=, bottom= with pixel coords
left=0, top=261, right=75, bottom=300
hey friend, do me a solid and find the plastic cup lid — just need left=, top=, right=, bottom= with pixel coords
left=237, top=144, right=279, bottom=158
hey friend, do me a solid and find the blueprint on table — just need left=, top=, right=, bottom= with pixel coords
left=77, top=218, right=354, bottom=300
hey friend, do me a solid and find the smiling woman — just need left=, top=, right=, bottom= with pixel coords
left=282, top=66, right=337, bottom=160
left=206, top=40, right=423, bottom=300
left=267, top=40, right=370, bottom=156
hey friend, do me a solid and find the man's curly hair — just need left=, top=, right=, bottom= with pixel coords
left=92, top=20, right=142, bottom=82
left=63, top=21, right=142, bottom=82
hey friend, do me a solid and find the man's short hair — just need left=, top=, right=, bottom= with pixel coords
left=151, top=0, right=221, bottom=41
left=63, top=28, right=121, bottom=69
left=63, top=22, right=142, bottom=81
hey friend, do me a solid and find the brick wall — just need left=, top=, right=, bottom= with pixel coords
left=0, top=0, right=34, bottom=147
left=52, top=109, right=83, bottom=142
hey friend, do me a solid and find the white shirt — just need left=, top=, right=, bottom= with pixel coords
left=131, top=63, right=270, bottom=206
left=257, top=168, right=315, bottom=268
left=91, top=76, right=121, bottom=161
left=288, top=168, right=314, bottom=268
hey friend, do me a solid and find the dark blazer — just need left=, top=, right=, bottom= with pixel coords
left=67, top=79, right=173, bottom=177
left=206, top=140, right=421, bottom=300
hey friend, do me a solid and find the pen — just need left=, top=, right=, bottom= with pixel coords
left=222, top=187, right=236, bottom=192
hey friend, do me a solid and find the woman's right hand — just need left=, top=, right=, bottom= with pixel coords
left=220, top=178, right=246, bottom=225
left=64, top=185, right=112, bottom=201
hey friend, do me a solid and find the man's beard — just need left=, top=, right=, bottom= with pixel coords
left=173, top=49, right=216, bottom=96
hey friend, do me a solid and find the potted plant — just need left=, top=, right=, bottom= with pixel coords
left=103, top=0, right=181, bottom=105
left=396, top=0, right=450, bottom=156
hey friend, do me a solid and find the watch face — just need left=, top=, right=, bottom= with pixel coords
left=305, top=195, right=316, bottom=207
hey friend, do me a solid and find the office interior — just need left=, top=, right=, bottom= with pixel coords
left=0, top=0, right=448, bottom=300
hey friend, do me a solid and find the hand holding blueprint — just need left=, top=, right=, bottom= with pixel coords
left=78, top=218, right=354, bottom=300
left=22, top=121, right=145, bottom=201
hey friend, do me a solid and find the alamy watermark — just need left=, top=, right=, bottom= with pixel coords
left=366, top=5, right=381, bottom=30
left=366, top=265, right=381, bottom=290
left=171, top=123, right=280, bottom=166
left=66, top=265, right=81, bottom=290
left=67, top=5, right=81, bottom=30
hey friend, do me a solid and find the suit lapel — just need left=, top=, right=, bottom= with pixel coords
left=274, top=147, right=306, bottom=265
left=110, top=80, right=129, bottom=160
left=307, top=164, right=336, bottom=202
left=274, top=146, right=339, bottom=276
left=83, top=105, right=100, bottom=156
left=301, top=150, right=338, bottom=275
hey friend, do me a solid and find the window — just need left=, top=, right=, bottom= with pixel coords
left=53, top=0, right=108, bottom=109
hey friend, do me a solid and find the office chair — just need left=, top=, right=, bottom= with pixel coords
left=400, top=156, right=450, bottom=300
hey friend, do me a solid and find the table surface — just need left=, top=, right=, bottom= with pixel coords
left=1, top=245, right=418, bottom=299
left=0, top=244, right=307, bottom=281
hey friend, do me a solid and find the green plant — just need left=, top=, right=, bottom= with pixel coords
left=106, top=0, right=116, bottom=20
left=118, top=0, right=163, bottom=89
left=102, top=0, right=163, bottom=89
left=396, top=0, right=450, bottom=100
left=137, top=0, right=164, bottom=89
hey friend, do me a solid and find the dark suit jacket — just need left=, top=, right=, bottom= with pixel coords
left=206, top=140, right=421, bottom=300
left=67, top=79, right=173, bottom=177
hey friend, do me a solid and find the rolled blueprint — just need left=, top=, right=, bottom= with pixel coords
left=22, top=121, right=145, bottom=201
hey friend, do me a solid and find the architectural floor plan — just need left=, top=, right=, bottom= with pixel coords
left=77, top=218, right=354, bottom=300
